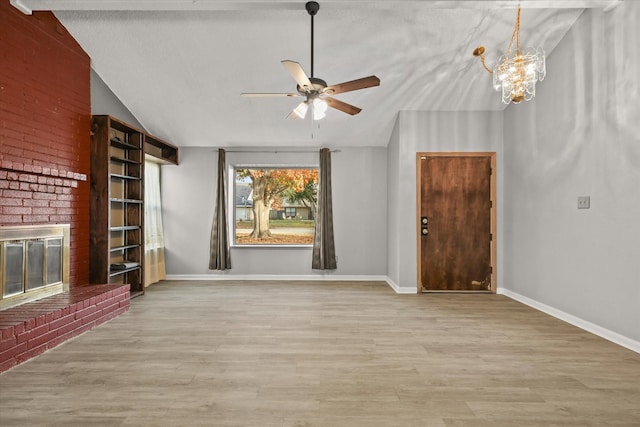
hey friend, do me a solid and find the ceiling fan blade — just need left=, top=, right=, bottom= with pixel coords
left=241, top=93, right=300, bottom=97
left=281, top=60, right=313, bottom=92
left=324, top=97, right=362, bottom=116
left=324, top=75, right=380, bottom=95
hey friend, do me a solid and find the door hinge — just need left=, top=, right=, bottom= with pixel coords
left=490, top=266, right=493, bottom=274
left=490, top=233, right=493, bottom=241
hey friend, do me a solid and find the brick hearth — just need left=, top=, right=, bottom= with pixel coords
left=0, top=284, right=130, bottom=373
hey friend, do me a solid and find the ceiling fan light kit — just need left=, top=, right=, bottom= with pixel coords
left=292, top=102, right=309, bottom=119
left=241, top=1, right=380, bottom=120
left=473, top=7, right=546, bottom=105
left=312, top=97, right=328, bottom=120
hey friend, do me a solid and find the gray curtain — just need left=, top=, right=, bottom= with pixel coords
left=312, top=148, right=337, bottom=270
left=209, top=148, right=231, bottom=270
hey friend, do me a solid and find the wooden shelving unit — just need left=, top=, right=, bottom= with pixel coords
left=90, top=115, right=178, bottom=296
left=90, top=115, right=145, bottom=295
left=145, top=134, right=179, bottom=165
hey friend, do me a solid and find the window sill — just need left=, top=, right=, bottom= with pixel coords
left=231, top=244, right=313, bottom=249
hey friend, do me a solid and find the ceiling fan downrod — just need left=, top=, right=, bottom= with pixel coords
left=306, top=1, right=319, bottom=78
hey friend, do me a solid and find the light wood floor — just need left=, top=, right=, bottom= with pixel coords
left=1, top=281, right=639, bottom=426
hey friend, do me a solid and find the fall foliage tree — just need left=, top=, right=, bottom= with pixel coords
left=237, top=168, right=318, bottom=238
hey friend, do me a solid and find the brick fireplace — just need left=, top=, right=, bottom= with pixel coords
left=1, top=0, right=91, bottom=287
left=0, top=1, right=131, bottom=373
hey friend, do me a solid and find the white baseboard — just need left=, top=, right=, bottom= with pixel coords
left=385, top=277, right=418, bottom=294
left=499, top=288, right=640, bottom=354
left=164, top=274, right=419, bottom=295
left=165, top=274, right=389, bottom=282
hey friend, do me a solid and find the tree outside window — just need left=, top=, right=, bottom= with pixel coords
left=234, top=167, right=318, bottom=245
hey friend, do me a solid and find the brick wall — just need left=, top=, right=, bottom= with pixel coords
left=0, top=0, right=91, bottom=287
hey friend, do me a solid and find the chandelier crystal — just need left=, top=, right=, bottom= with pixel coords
left=474, top=7, right=546, bottom=105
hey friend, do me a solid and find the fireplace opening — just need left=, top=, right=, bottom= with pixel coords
left=1, top=224, right=70, bottom=310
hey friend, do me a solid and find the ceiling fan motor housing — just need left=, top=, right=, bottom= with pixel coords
left=297, top=77, right=327, bottom=96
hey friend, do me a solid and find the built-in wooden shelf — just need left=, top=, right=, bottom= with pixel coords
left=110, top=156, right=139, bottom=165
left=110, top=244, right=139, bottom=252
left=110, top=173, right=140, bottom=181
left=110, top=265, right=141, bottom=277
left=145, top=134, right=179, bottom=165
left=109, top=225, right=140, bottom=232
left=91, top=115, right=145, bottom=294
left=110, top=138, right=140, bottom=151
left=91, top=115, right=178, bottom=294
left=110, top=198, right=143, bottom=204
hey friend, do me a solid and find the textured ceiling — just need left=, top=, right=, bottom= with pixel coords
left=14, top=1, right=612, bottom=148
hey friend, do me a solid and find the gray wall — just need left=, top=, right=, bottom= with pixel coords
left=502, top=3, right=640, bottom=342
left=387, top=111, right=503, bottom=292
left=161, top=147, right=388, bottom=278
left=386, top=117, right=401, bottom=287
left=91, top=69, right=144, bottom=129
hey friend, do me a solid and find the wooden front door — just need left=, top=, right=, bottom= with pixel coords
left=417, top=153, right=496, bottom=292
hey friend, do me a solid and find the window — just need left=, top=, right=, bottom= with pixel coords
left=233, top=167, right=318, bottom=246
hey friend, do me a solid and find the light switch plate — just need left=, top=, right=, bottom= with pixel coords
left=578, top=196, right=590, bottom=209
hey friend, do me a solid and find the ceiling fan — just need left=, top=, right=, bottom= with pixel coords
left=241, top=1, right=380, bottom=120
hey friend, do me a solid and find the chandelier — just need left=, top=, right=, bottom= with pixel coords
left=473, top=7, right=546, bottom=104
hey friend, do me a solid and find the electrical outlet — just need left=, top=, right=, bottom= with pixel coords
left=577, top=196, right=590, bottom=209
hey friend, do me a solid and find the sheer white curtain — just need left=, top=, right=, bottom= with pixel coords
left=144, top=161, right=166, bottom=286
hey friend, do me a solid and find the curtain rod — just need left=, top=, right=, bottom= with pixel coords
left=220, top=148, right=340, bottom=154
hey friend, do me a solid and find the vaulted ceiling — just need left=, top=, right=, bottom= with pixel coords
left=14, top=1, right=620, bottom=148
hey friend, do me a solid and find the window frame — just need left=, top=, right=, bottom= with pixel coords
left=229, top=164, right=318, bottom=249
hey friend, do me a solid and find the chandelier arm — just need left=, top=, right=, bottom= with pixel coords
left=479, top=54, right=493, bottom=74
left=473, top=46, right=493, bottom=74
